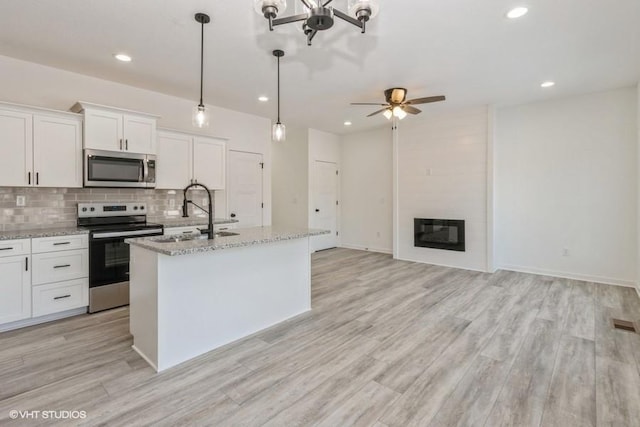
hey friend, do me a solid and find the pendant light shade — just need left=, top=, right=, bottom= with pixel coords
left=272, top=122, right=286, bottom=142
left=192, top=13, right=210, bottom=129
left=272, top=49, right=286, bottom=142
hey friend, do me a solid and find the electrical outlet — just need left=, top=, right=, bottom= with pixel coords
left=202, top=198, right=208, bottom=206
left=562, top=248, right=569, bottom=256
left=169, top=199, right=175, bottom=208
left=16, top=195, right=25, bottom=207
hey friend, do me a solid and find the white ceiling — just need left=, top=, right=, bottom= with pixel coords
left=0, top=0, right=639, bottom=134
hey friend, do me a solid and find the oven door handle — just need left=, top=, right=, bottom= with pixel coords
left=92, top=228, right=164, bottom=239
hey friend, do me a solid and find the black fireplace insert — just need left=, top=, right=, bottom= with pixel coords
left=414, top=218, right=465, bottom=252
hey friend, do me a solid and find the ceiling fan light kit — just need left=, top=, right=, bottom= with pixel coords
left=351, top=87, right=446, bottom=121
left=192, top=13, right=211, bottom=128
left=255, top=0, right=379, bottom=46
left=272, top=49, right=286, bottom=142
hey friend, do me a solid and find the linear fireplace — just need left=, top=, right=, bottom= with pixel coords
left=414, top=218, right=465, bottom=252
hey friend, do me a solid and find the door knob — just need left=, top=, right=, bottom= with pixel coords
left=315, top=209, right=320, bottom=212
left=230, top=213, right=236, bottom=218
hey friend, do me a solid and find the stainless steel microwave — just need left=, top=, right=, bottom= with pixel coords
left=84, top=149, right=156, bottom=188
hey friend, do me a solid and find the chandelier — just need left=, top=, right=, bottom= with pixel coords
left=254, top=0, right=379, bottom=46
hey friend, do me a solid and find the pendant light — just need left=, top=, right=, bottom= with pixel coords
left=272, top=49, right=286, bottom=142
left=192, top=13, right=210, bottom=128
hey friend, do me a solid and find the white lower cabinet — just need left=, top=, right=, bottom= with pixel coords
left=0, top=252, right=31, bottom=324
left=0, top=235, right=89, bottom=330
left=32, top=278, right=88, bottom=317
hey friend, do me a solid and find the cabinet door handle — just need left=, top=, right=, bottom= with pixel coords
left=28, top=172, right=31, bottom=185
left=0, top=247, right=14, bottom=251
left=36, top=172, right=39, bottom=185
left=125, top=139, right=128, bottom=150
left=53, top=264, right=71, bottom=269
left=25, top=257, right=28, bottom=271
left=120, top=139, right=123, bottom=150
left=53, top=242, right=71, bottom=246
left=54, top=295, right=71, bottom=300
left=182, top=231, right=194, bottom=234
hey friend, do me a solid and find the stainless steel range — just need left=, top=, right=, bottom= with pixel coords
left=78, top=202, right=163, bottom=313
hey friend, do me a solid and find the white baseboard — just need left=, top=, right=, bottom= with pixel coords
left=0, top=307, right=87, bottom=333
left=339, top=244, right=392, bottom=255
left=131, top=344, right=158, bottom=372
left=498, top=264, right=636, bottom=288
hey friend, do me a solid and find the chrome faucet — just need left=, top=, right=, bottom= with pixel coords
left=182, top=183, right=215, bottom=240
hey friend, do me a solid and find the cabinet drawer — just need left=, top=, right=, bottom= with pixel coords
left=214, top=224, right=236, bottom=231
left=0, top=239, right=31, bottom=258
left=32, top=279, right=88, bottom=317
left=32, top=249, right=88, bottom=285
left=164, top=226, right=202, bottom=236
left=32, top=234, right=88, bottom=254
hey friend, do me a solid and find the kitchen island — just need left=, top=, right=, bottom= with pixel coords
left=126, top=226, right=329, bottom=372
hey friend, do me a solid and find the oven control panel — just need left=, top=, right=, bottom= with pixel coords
left=78, top=202, right=147, bottom=218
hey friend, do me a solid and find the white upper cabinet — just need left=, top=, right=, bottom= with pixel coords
left=156, top=131, right=192, bottom=189
left=123, top=115, right=156, bottom=154
left=0, top=109, right=33, bottom=187
left=72, top=102, right=158, bottom=154
left=156, top=130, right=226, bottom=190
left=33, top=115, right=82, bottom=188
left=83, top=108, right=123, bottom=152
left=0, top=104, right=82, bottom=188
left=193, top=137, right=226, bottom=190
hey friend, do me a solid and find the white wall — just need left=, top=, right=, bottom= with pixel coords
left=495, top=87, right=637, bottom=286
left=271, top=125, right=309, bottom=228
left=340, top=126, right=393, bottom=253
left=0, top=54, right=272, bottom=224
left=396, top=107, right=489, bottom=271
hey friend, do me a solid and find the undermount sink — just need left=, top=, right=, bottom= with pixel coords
left=153, top=231, right=239, bottom=244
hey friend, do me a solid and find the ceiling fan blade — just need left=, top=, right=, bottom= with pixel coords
left=351, top=102, right=389, bottom=106
left=367, top=108, right=389, bottom=117
left=403, top=105, right=422, bottom=114
left=405, top=95, right=446, bottom=105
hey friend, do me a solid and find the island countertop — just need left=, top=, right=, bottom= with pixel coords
left=126, top=226, right=330, bottom=256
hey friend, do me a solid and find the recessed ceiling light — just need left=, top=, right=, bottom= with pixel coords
left=506, top=7, right=528, bottom=19
left=114, top=53, right=132, bottom=62
left=541, top=81, right=555, bottom=88
left=344, top=121, right=352, bottom=126
left=258, top=96, right=269, bottom=102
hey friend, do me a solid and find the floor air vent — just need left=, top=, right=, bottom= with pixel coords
left=612, top=319, right=637, bottom=333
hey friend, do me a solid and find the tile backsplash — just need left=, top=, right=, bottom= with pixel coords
left=0, top=187, right=213, bottom=231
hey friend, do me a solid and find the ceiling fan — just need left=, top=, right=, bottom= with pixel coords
left=351, top=88, right=445, bottom=120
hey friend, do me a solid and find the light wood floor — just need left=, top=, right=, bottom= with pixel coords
left=2, top=248, right=640, bottom=426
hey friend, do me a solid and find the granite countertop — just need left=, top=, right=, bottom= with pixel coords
left=0, top=227, right=89, bottom=241
left=156, top=218, right=239, bottom=228
left=126, top=226, right=330, bottom=256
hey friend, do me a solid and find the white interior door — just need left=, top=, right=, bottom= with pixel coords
left=311, top=160, right=338, bottom=251
left=228, top=151, right=263, bottom=227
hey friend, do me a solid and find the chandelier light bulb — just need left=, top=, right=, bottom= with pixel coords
left=348, top=0, right=380, bottom=20
left=255, top=0, right=287, bottom=18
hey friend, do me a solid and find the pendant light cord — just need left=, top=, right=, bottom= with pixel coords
left=199, top=19, right=204, bottom=107
left=277, top=55, right=281, bottom=124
